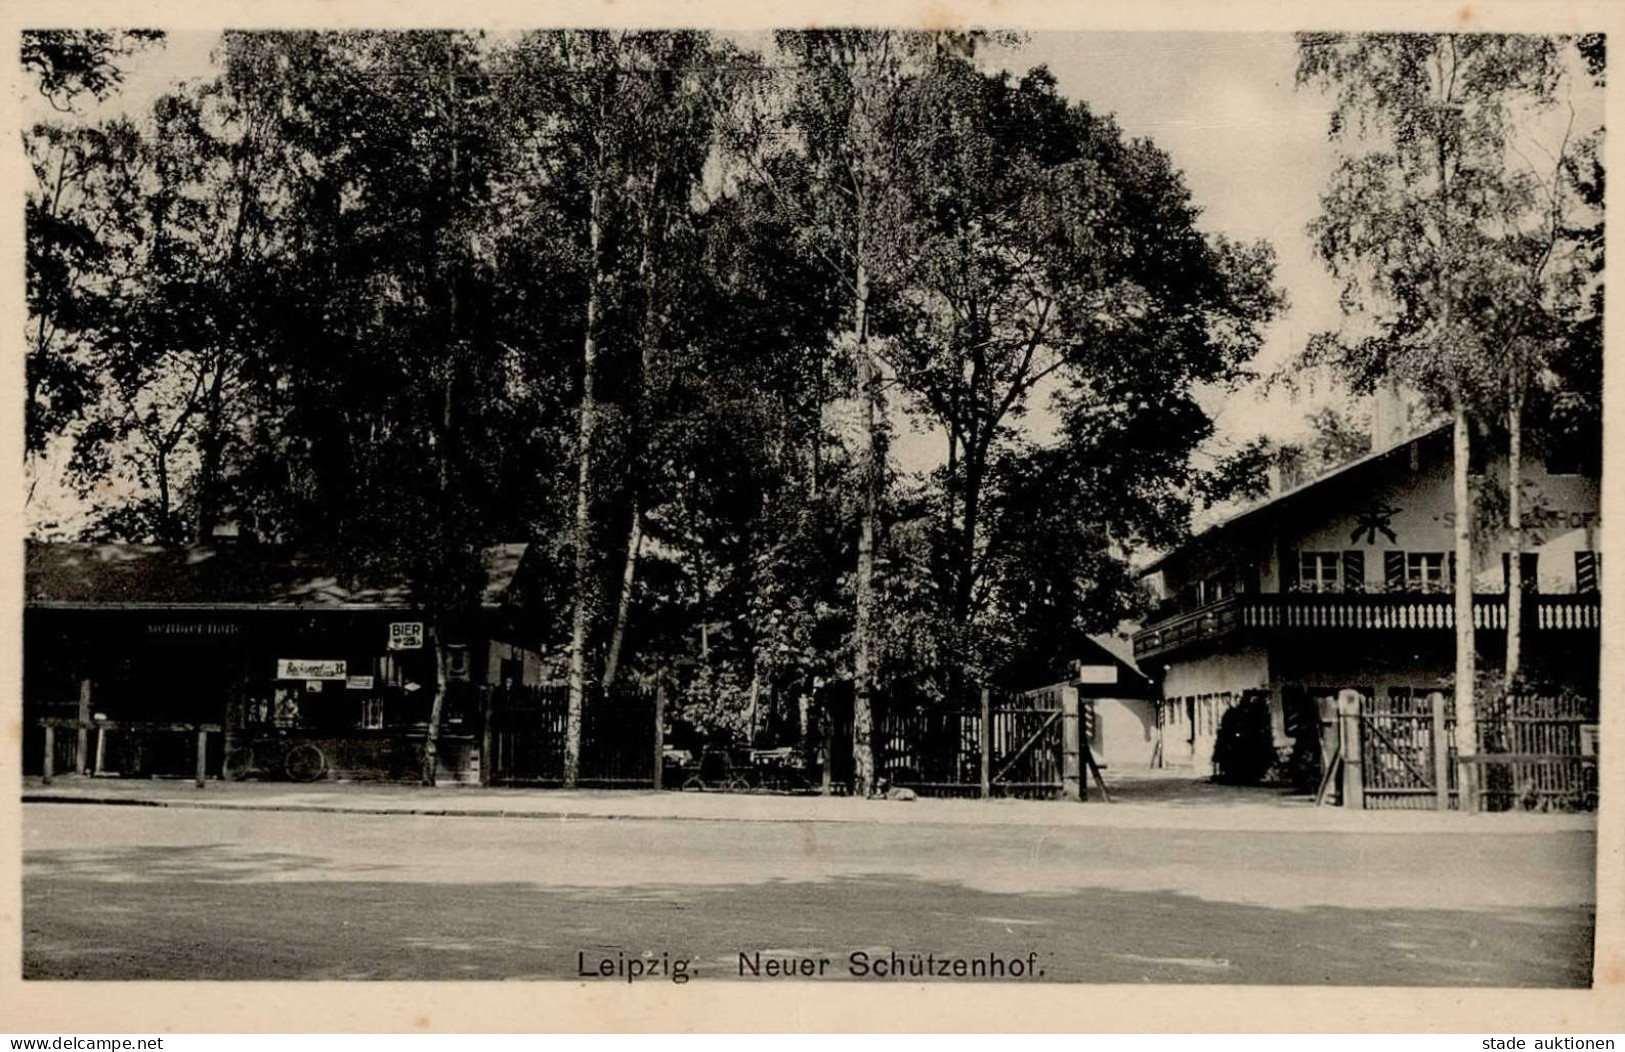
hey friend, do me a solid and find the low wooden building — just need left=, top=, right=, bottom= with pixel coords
left=24, top=540, right=543, bottom=784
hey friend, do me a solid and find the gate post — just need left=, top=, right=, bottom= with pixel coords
left=1060, top=685, right=1082, bottom=802
left=42, top=723, right=54, bottom=785
left=979, top=687, right=992, bottom=799
left=652, top=680, right=666, bottom=791
left=1338, top=689, right=1364, bottom=809
left=1429, top=690, right=1449, bottom=811
left=479, top=686, right=494, bottom=788
left=77, top=679, right=92, bottom=775
left=195, top=728, right=208, bottom=788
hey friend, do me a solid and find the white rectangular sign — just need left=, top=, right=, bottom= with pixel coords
left=276, top=658, right=347, bottom=681
left=388, top=622, right=424, bottom=650
left=346, top=675, right=375, bottom=691
left=1076, top=664, right=1117, bottom=685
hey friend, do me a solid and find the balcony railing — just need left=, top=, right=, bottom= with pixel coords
left=1133, top=591, right=1600, bottom=662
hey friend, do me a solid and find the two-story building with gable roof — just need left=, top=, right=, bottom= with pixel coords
left=1132, top=420, right=1601, bottom=778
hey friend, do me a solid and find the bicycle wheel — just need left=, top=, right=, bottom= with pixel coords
left=224, top=747, right=256, bottom=781
left=284, top=742, right=327, bottom=783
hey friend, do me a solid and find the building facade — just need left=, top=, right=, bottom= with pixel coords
left=1133, top=424, right=1601, bottom=773
left=24, top=541, right=543, bottom=783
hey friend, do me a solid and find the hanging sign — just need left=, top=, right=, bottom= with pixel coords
left=277, top=658, right=347, bottom=681
left=346, top=675, right=375, bottom=691
left=388, top=622, right=425, bottom=650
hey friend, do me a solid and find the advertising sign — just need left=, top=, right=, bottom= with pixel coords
left=276, top=658, right=347, bottom=681
left=388, top=622, right=424, bottom=650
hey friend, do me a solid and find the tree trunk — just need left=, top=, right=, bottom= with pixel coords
left=564, top=170, right=605, bottom=789
left=1452, top=399, right=1478, bottom=813
left=601, top=506, right=642, bottom=691
left=1504, top=387, right=1524, bottom=688
left=194, top=362, right=228, bottom=543
left=851, top=252, right=877, bottom=799
left=421, top=629, right=450, bottom=786
left=602, top=182, right=664, bottom=693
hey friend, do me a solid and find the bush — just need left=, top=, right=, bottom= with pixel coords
left=1211, top=696, right=1278, bottom=785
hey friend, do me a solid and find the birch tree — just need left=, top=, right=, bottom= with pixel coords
left=1296, top=32, right=1586, bottom=809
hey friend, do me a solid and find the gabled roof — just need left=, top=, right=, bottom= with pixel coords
left=25, top=540, right=529, bottom=611
left=1082, top=632, right=1155, bottom=695
left=1140, top=421, right=1451, bottom=577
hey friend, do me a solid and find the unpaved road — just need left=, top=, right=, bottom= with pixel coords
left=22, top=803, right=1594, bottom=984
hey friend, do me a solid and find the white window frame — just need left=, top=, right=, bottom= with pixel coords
left=1299, top=552, right=1341, bottom=593
left=1406, top=552, right=1447, bottom=594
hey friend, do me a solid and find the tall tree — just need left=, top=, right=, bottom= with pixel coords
left=878, top=61, right=1281, bottom=688
left=773, top=29, right=963, bottom=796
left=1296, top=32, right=1585, bottom=809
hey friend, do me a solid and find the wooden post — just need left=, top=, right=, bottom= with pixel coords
left=820, top=705, right=833, bottom=796
left=1060, top=685, right=1082, bottom=802
left=1338, top=689, right=1364, bottom=810
left=77, top=679, right=92, bottom=775
left=652, top=680, right=666, bottom=791
left=979, top=687, right=992, bottom=799
left=42, top=724, right=54, bottom=785
left=195, top=728, right=208, bottom=788
left=480, top=685, right=494, bottom=788
left=1429, top=690, right=1450, bottom=812
left=94, top=724, right=106, bottom=776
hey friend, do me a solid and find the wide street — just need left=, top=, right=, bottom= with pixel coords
left=22, top=795, right=1595, bottom=985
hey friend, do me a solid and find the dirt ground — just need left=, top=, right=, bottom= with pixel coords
left=22, top=801, right=1595, bottom=985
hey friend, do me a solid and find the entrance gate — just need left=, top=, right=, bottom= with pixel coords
left=988, top=689, right=1065, bottom=799
left=1358, top=689, right=1456, bottom=810
left=1329, top=688, right=1596, bottom=812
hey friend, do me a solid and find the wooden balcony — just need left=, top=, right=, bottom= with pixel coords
left=1133, top=591, right=1600, bottom=663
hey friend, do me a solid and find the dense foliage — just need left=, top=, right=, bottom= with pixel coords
left=25, top=30, right=1286, bottom=771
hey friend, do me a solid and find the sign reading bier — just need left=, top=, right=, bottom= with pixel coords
left=388, top=622, right=424, bottom=650
left=277, top=658, right=348, bottom=681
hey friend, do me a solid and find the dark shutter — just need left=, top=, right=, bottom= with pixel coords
left=1504, top=552, right=1539, bottom=593
left=1342, top=551, right=1365, bottom=593
left=1384, top=551, right=1406, bottom=592
left=1576, top=551, right=1598, bottom=594
left=1448, top=551, right=1457, bottom=589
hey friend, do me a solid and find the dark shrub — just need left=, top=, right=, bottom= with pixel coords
left=1211, top=695, right=1278, bottom=785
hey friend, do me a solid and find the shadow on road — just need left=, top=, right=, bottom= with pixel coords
left=24, top=844, right=1592, bottom=986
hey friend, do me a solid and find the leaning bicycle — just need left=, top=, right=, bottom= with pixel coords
left=223, top=733, right=328, bottom=783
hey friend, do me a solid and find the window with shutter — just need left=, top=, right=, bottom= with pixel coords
left=1576, top=551, right=1599, bottom=593
left=1384, top=551, right=1406, bottom=592
left=1342, top=551, right=1365, bottom=593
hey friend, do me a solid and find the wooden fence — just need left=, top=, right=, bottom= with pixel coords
left=487, top=681, right=658, bottom=787
left=875, top=685, right=1089, bottom=800
left=1357, top=689, right=1596, bottom=812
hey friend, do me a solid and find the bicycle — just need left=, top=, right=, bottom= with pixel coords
left=224, top=734, right=328, bottom=783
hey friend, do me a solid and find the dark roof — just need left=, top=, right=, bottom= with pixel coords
left=1076, top=634, right=1156, bottom=696
left=1139, top=422, right=1450, bottom=577
left=25, top=541, right=528, bottom=611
